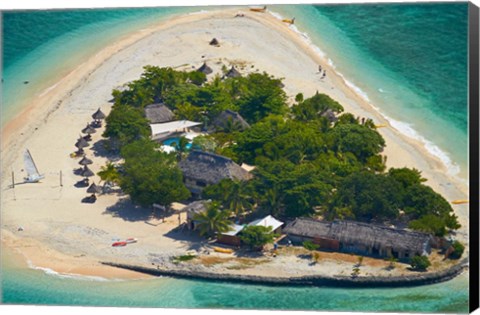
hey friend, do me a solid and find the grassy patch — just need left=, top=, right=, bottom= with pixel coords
left=172, top=254, right=197, bottom=264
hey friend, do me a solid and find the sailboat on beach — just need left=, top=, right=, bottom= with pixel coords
left=23, top=149, right=44, bottom=183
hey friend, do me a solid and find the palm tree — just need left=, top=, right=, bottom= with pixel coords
left=222, top=117, right=243, bottom=133
left=262, top=186, right=283, bottom=216
left=225, top=180, right=253, bottom=219
left=97, top=162, right=120, bottom=191
left=175, top=136, right=190, bottom=161
left=193, top=202, right=233, bottom=238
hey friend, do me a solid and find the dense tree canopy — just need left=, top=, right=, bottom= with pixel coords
left=103, top=104, right=150, bottom=150
left=236, top=73, right=288, bottom=124
left=119, top=140, right=190, bottom=207
left=327, top=123, right=385, bottom=164
left=328, top=172, right=402, bottom=222
left=203, top=179, right=254, bottom=219
left=292, top=92, right=344, bottom=123
left=101, top=65, right=460, bottom=239
left=239, top=225, right=275, bottom=249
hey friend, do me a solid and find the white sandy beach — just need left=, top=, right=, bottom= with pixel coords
left=0, top=8, right=469, bottom=279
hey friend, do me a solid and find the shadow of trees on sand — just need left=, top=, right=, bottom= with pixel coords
left=91, top=139, right=121, bottom=161
left=103, top=198, right=154, bottom=222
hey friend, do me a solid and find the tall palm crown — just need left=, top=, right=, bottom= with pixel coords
left=193, top=202, right=233, bottom=238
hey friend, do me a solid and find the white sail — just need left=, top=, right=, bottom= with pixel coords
left=24, top=149, right=44, bottom=182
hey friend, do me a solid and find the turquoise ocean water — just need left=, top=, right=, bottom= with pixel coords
left=1, top=3, right=470, bottom=312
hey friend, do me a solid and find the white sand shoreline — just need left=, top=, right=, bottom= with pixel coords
left=1, top=8, right=469, bottom=279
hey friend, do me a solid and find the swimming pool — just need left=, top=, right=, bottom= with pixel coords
left=162, top=137, right=192, bottom=150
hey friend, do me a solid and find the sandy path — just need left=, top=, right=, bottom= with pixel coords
left=1, top=8, right=469, bottom=279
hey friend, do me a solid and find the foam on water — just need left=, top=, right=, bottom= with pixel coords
left=26, top=259, right=113, bottom=282
left=383, top=114, right=461, bottom=176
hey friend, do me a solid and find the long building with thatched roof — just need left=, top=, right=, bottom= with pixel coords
left=179, top=150, right=252, bottom=197
left=283, top=217, right=433, bottom=261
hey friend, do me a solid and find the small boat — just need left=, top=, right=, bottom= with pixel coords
left=24, top=149, right=45, bottom=183
left=451, top=199, right=469, bottom=205
left=282, top=17, right=295, bottom=25
left=213, top=246, right=234, bottom=254
left=374, top=124, right=387, bottom=129
left=125, top=238, right=138, bottom=244
left=112, top=241, right=127, bottom=247
left=250, top=5, right=266, bottom=13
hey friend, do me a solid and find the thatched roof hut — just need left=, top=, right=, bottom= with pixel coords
left=179, top=150, right=252, bottom=186
left=197, top=62, right=213, bottom=75
left=78, top=156, right=93, bottom=166
left=224, top=66, right=241, bottom=79
left=92, top=108, right=106, bottom=120
left=75, top=137, right=89, bottom=149
left=321, top=109, right=338, bottom=123
left=80, top=166, right=94, bottom=177
left=182, top=200, right=210, bottom=216
left=209, top=38, right=219, bottom=46
left=284, top=218, right=433, bottom=259
left=87, top=182, right=102, bottom=194
left=144, top=103, right=174, bottom=124
left=81, top=124, right=96, bottom=135
left=212, top=110, right=250, bottom=131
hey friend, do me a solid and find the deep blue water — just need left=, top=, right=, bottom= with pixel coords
left=0, top=3, right=470, bottom=312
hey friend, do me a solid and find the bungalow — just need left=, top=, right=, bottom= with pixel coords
left=212, top=110, right=250, bottom=132
left=144, top=103, right=174, bottom=124
left=183, top=200, right=210, bottom=231
left=217, top=215, right=284, bottom=246
left=283, top=217, right=433, bottom=261
left=179, top=150, right=252, bottom=198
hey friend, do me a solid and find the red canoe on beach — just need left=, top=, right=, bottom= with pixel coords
left=112, top=241, right=127, bottom=247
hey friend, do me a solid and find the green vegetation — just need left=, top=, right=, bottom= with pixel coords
left=192, top=202, right=233, bottom=238
left=302, top=240, right=320, bottom=251
left=101, top=65, right=460, bottom=240
left=203, top=179, right=253, bottom=219
left=357, top=256, right=364, bottom=267
left=239, top=225, right=275, bottom=249
left=97, top=162, right=120, bottom=188
left=449, top=241, right=465, bottom=259
left=410, top=255, right=431, bottom=271
left=120, top=140, right=190, bottom=207
left=172, top=254, right=197, bottom=263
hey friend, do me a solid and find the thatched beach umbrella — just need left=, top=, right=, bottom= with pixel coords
left=92, top=108, right=106, bottom=121
left=75, top=137, right=89, bottom=149
left=92, top=108, right=106, bottom=127
left=209, top=38, right=219, bottom=46
left=78, top=156, right=93, bottom=166
left=81, top=123, right=96, bottom=135
left=197, top=62, right=213, bottom=75
left=80, top=165, right=94, bottom=178
left=87, top=182, right=102, bottom=195
left=224, top=66, right=241, bottom=79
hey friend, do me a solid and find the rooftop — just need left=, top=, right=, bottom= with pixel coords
left=179, top=150, right=252, bottom=185
left=284, top=218, right=432, bottom=254
left=144, top=103, right=174, bottom=124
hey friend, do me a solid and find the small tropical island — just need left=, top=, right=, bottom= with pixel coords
left=90, top=61, right=465, bottom=283
left=1, top=9, right=469, bottom=288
